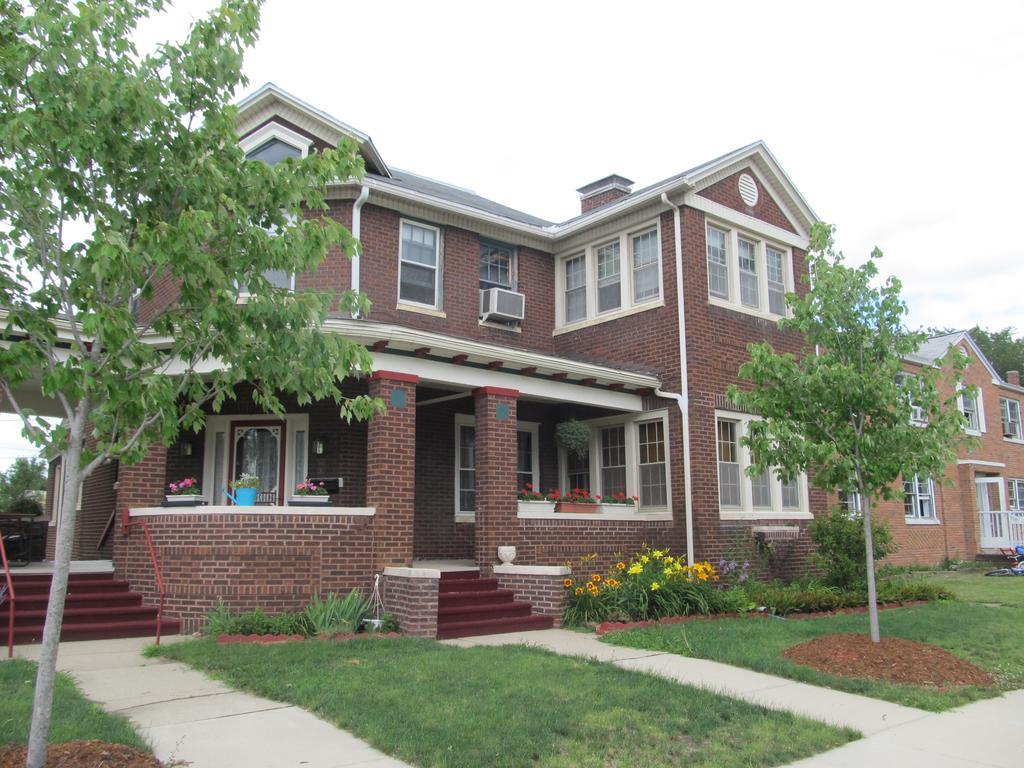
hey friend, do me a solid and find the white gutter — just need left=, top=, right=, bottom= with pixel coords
left=659, top=192, right=695, bottom=567
left=350, top=184, right=370, bottom=316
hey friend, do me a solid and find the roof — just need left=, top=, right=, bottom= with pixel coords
left=905, top=330, right=1004, bottom=384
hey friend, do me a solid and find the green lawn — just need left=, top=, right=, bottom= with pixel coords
left=155, top=637, right=857, bottom=768
left=0, top=659, right=148, bottom=750
left=605, top=573, right=1024, bottom=712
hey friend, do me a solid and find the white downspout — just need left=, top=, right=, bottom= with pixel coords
left=350, top=184, right=370, bottom=317
left=659, top=192, right=695, bottom=567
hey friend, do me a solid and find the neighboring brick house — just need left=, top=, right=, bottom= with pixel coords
left=838, top=332, right=1024, bottom=567
left=38, top=83, right=826, bottom=635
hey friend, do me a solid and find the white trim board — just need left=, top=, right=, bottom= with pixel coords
left=130, top=505, right=375, bottom=517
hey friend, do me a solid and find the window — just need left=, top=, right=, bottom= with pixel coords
left=480, top=241, right=514, bottom=290
left=706, top=226, right=729, bottom=299
left=960, top=389, right=981, bottom=432
left=897, top=373, right=928, bottom=424
left=766, top=246, right=786, bottom=315
left=600, top=425, right=627, bottom=496
left=517, top=431, right=533, bottom=490
left=1009, top=479, right=1024, bottom=512
left=705, top=222, right=791, bottom=318
left=903, top=475, right=936, bottom=520
left=245, top=138, right=302, bottom=165
left=631, top=230, right=660, bottom=302
left=596, top=241, right=621, bottom=313
left=567, top=449, right=590, bottom=492
left=838, top=491, right=861, bottom=516
left=456, top=417, right=538, bottom=516
left=737, top=237, right=759, bottom=308
left=637, top=420, right=667, bottom=506
left=717, top=419, right=741, bottom=508
left=564, top=254, right=587, bottom=323
left=1001, top=397, right=1022, bottom=440
left=399, top=221, right=441, bottom=308
left=457, top=423, right=476, bottom=514
left=556, top=223, right=661, bottom=327
left=715, top=412, right=808, bottom=517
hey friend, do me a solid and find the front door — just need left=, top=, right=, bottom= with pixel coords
left=229, top=420, right=287, bottom=505
left=977, top=476, right=1009, bottom=549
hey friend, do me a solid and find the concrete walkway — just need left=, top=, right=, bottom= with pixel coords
left=446, top=628, right=1024, bottom=767
left=14, top=637, right=410, bottom=768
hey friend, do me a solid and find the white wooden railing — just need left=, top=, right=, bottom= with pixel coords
left=979, top=511, right=1024, bottom=550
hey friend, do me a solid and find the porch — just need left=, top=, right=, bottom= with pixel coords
left=973, top=473, right=1024, bottom=553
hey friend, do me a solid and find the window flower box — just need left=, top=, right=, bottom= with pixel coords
left=164, top=494, right=204, bottom=507
left=551, top=488, right=598, bottom=513
left=289, top=495, right=331, bottom=506
left=291, top=479, right=330, bottom=506
left=517, top=499, right=556, bottom=514
left=555, top=502, right=600, bottom=514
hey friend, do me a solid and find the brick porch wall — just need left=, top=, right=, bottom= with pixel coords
left=473, top=387, right=519, bottom=573
left=493, top=569, right=566, bottom=626
left=382, top=571, right=439, bottom=638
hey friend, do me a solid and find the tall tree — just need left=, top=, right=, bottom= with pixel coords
left=0, top=2, right=380, bottom=764
left=0, top=457, right=48, bottom=512
left=969, top=326, right=1024, bottom=380
left=729, top=223, right=970, bottom=643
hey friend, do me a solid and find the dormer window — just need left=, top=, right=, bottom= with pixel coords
left=238, top=121, right=312, bottom=164
left=245, top=138, right=302, bottom=165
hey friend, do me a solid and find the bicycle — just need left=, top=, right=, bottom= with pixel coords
left=985, top=545, right=1024, bottom=576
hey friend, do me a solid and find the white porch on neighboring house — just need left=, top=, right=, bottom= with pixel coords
left=976, top=475, right=1024, bottom=551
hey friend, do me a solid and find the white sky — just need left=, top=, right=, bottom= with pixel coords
left=3, top=0, right=1023, bottom=468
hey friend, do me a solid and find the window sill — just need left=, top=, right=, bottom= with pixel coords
left=397, top=302, right=446, bottom=319
left=1003, top=436, right=1024, bottom=445
left=518, top=507, right=673, bottom=522
left=719, top=510, right=812, bottom=521
left=479, top=319, right=522, bottom=333
left=707, top=295, right=786, bottom=323
left=553, top=299, right=664, bottom=336
left=904, top=518, right=941, bottom=526
left=455, top=513, right=475, bottom=524
left=965, top=429, right=983, bottom=437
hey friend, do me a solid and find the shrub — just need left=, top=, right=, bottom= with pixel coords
left=808, top=507, right=897, bottom=588
left=7, top=496, right=43, bottom=517
left=743, top=577, right=951, bottom=616
left=303, top=590, right=372, bottom=635
left=562, top=554, right=621, bottom=626
left=203, top=601, right=307, bottom=636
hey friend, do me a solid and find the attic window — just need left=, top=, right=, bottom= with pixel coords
left=245, top=138, right=303, bottom=166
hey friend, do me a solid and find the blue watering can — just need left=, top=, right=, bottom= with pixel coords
left=221, top=487, right=258, bottom=506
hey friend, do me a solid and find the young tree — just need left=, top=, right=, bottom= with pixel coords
left=0, top=2, right=380, bottom=764
left=969, top=326, right=1024, bottom=380
left=729, top=223, right=970, bottom=643
left=0, top=457, right=48, bottom=512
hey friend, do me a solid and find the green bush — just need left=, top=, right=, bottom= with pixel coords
left=203, top=601, right=308, bottom=636
left=303, top=590, right=371, bottom=635
left=808, top=507, right=897, bottom=588
left=7, top=496, right=43, bottom=517
left=743, top=577, right=951, bottom=616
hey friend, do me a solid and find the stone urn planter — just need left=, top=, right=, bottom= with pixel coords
left=497, top=546, right=517, bottom=565
left=516, top=500, right=556, bottom=514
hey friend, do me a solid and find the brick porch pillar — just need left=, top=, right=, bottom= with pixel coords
left=112, top=442, right=168, bottom=571
left=473, top=386, right=519, bottom=574
left=366, top=371, right=418, bottom=570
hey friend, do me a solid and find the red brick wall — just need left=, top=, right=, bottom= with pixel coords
left=696, top=168, right=797, bottom=234
left=382, top=572, right=439, bottom=638
left=473, top=388, right=520, bottom=571
left=118, top=511, right=377, bottom=633
left=580, top=188, right=630, bottom=214
left=493, top=570, right=566, bottom=626
left=515, top=517, right=679, bottom=572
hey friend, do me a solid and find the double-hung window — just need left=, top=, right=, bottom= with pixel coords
left=715, top=412, right=808, bottom=517
left=903, top=475, right=936, bottom=520
left=960, top=388, right=981, bottom=433
left=1001, top=397, right=1022, bottom=440
left=557, top=223, right=662, bottom=328
left=399, top=221, right=441, bottom=309
left=599, top=426, right=627, bottom=496
left=897, top=373, right=928, bottom=424
left=705, top=222, right=791, bottom=318
left=838, top=491, right=861, bottom=516
left=480, top=241, right=514, bottom=290
left=637, top=420, right=667, bottom=506
left=1009, top=479, right=1024, bottom=512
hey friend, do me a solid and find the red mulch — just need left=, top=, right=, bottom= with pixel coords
left=783, top=633, right=994, bottom=688
left=216, top=633, right=306, bottom=645
left=595, top=600, right=931, bottom=636
left=0, top=741, right=164, bottom=768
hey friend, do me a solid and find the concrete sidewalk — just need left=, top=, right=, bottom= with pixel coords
left=447, top=628, right=1024, bottom=767
left=15, top=637, right=410, bottom=768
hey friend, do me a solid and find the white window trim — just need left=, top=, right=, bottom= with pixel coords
left=49, top=460, right=83, bottom=528
left=453, top=415, right=540, bottom=522
left=238, top=121, right=312, bottom=159
left=714, top=410, right=811, bottom=520
left=903, top=475, right=939, bottom=524
left=1000, top=397, right=1024, bottom=443
left=202, top=413, right=310, bottom=506
left=1008, top=478, right=1024, bottom=512
left=958, top=384, right=985, bottom=436
left=556, top=409, right=672, bottom=515
left=705, top=218, right=794, bottom=321
left=397, top=218, right=444, bottom=312
left=554, top=219, right=663, bottom=331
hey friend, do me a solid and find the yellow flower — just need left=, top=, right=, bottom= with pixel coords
left=564, top=579, right=573, bottom=588
left=650, top=582, right=661, bottom=591
left=641, top=555, right=650, bottom=564
left=586, top=581, right=595, bottom=590
left=663, top=556, right=674, bottom=565
left=592, top=573, right=602, bottom=582
left=574, top=587, right=583, bottom=596
left=664, top=568, right=673, bottom=577
left=698, top=571, right=709, bottom=581
left=652, top=549, right=664, bottom=559
left=616, top=561, right=626, bottom=571
left=628, top=563, right=643, bottom=575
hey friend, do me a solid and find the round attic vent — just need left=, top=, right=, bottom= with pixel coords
left=738, top=173, right=758, bottom=206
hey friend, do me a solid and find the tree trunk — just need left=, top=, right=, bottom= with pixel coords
left=25, top=421, right=86, bottom=768
left=860, top=492, right=882, bottom=643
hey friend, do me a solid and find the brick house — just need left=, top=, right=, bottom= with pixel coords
left=34, top=83, right=827, bottom=637
left=838, top=332, right=1024, bottom=567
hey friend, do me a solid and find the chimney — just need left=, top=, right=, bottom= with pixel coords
left=576, top=174, right=634, bottom=215
left=1008, top=371, right=1021, bottom=386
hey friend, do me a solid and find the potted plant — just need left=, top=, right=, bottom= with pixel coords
left=291, top=479, right=331, bottom=506
left=165, top=477, right=203, bottom=506
left=228, top=474, right=260, bottom=506
left=556, top=419, right=591, bottom=461
left=516, top=483, right=556, bottom=514
left=553, top=487, right=599, bottom=514
left=596, top=492, right=639, bottom=514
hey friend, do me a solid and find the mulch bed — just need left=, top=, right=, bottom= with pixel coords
left=0, top=741, right=164, bottom=768
left=595, top=600, right=930, bottom=636
left=783, top=633, right=994, bottom=688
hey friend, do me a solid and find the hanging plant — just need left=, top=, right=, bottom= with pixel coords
left=556, top=419, right=591, bottom=460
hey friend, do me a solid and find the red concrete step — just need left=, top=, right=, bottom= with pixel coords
left=437, top=589, right=516, bottom=608
left=7, top=604, right=158, bottom=629
left=438, top=601, right=533, bottom=623
left=12, top=618, right=180, bottom=644
left=438, top=578, right=499, bottom=593
left=0, top=591, right=143, bottom=616
left=10, top=579, right=133, bottom=597
left=438, top=570, right=481, bottom=582
left=436, top=613, right=554, bottom=640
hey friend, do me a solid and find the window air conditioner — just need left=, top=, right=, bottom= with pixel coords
left=480, top=287, right=525, bottom=323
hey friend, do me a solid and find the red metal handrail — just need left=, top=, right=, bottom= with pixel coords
left=0, top=533, right=15, bottom=658
left=122, top=519, right=166, bottom=645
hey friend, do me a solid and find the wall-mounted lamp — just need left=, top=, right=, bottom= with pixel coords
left=312, top=438, right=325, bottom=455
left=179, top=441, right=193, bottom=458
